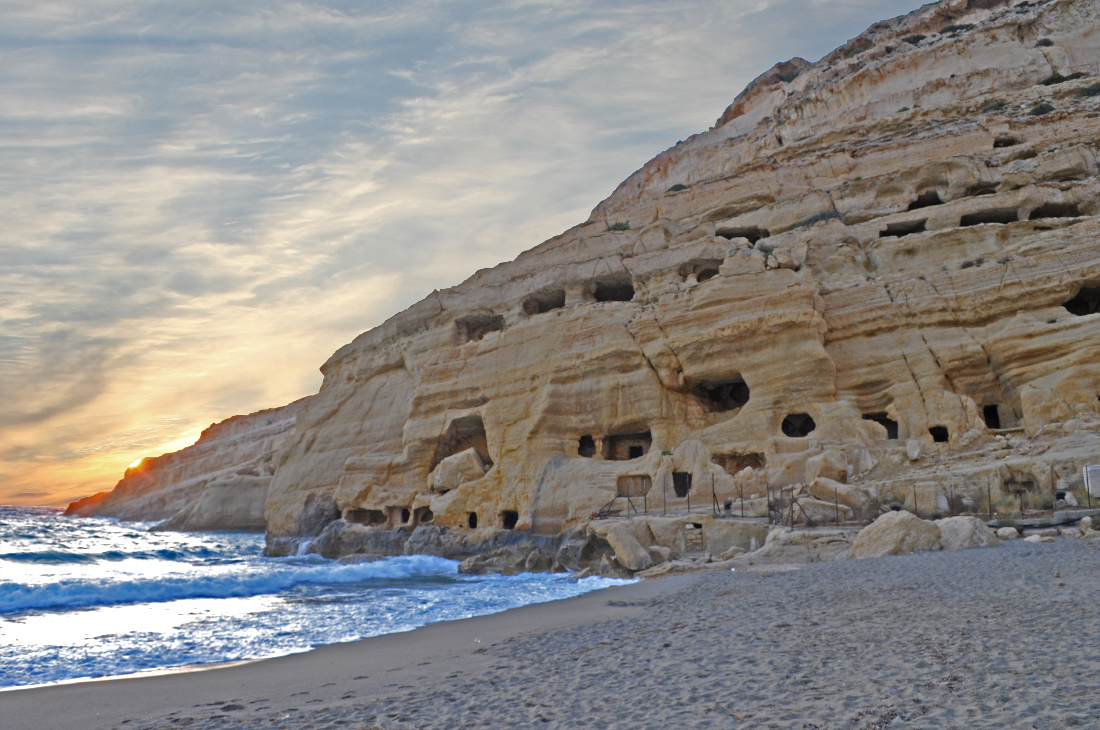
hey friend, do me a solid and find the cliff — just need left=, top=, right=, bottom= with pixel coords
left=73, top=0, right=1100, bottom=560
left=66, top=399, right=307, bottom=531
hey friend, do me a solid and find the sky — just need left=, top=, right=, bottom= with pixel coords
left=0, top=0, right=923, bottom=507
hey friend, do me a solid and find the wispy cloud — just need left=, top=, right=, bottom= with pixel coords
left=0, top=0, right=921, bottom=505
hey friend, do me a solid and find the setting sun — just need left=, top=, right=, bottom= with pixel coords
left=127, top=458, right=144, bottom=470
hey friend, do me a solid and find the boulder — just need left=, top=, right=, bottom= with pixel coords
left=733, top=528, right=852, bottom=566
left=793, top=497, right=852, bottom=524
left=996, top=526, right=1021, bottom=540
left=1024, top=534, right=1056, bottom=544
left=934, top=516, right=1002, bottom=551
left=850, top=511, right=941, bottom=559
left=805, top=451, right=848, bottom=483
left=429, top=448, right=486, bottom=493
left=700, top=517, right=769, bottom=556
left=647, top=545, right=672, bottom=564
left=1081, top=516, right=1093, bottom=534
left=808, top=477, right=871, bottom=513
left=606, top=523, right=654, bottom=572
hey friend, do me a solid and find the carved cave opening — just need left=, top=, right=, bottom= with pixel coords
left=414, top=507, right=434, bottom=525
left=501, top=510, right=519, bottom=529
left=694, top=378, right=750, bottom=413
left=712, top=452, right=766, bottom=475
left=960, top=209, right=1018, bottom=227
left=616, top=474, right=651, bottom=497
left=993, top=135, right=1022, bottom=148
left=346, top=508, right=387, bottom=526
left=680, top=258, right=724, bottom=283
left=1029, top=202, right=1081, bottom=220
left=880, top=219, right=927, bottom=238
left=578, top=434, right=597, bottom=458
left=781, top=413, right=816, bottom=438
left=983, top=404, right=1002, bottom=430
left=592, top=275, right=635, bottom=303
left=716, top=225, right=770, bottom=244
left=672, top=471, right=693, bottom=498
left=522, top=288, right=566, bottom=315
left=930, top=426, right=950, bottom=443
left=433, top=414, right=492, bottom=470
left=1064, top=286, right=1100, bottom=316
left=454, top=313, right=505, bottom=345
left=908, top=190, right=943, bottom=210
left=468, top=512, right=478, bottom=529
left=606, top=431, right=652, bottom=461
left=863, top=412, right=899, bottom=439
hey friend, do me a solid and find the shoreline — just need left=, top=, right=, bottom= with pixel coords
left=5, top=540, right=1100, bottom=729
left=0, top=572, right=686, bottom=730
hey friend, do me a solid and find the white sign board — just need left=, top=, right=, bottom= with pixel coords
left=1083, top=465, right=1100, bottom=497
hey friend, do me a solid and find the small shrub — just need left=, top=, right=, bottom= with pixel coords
left=1029, top=101, right=1054, bottom=116
left=941, top=23, right=975, bottom=34
left=982, top=100, right=1007, bottom=113
left=898, top=106, right=910, bottom=112
left=1035, top=37, right=1052, bottom=47
left=903, top=34, right=926, bottom=45
left=606, top=221, right=630, bottom=232
left=852, top=176, right=863, bottom=182
left=1041, top=73, right=1067, bottom=86
left=667, top=183, right=688, bottom=193
left=1078, top=82, right=1100, bottom=98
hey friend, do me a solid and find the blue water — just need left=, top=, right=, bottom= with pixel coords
left=0, top=506, right=630, bottom=688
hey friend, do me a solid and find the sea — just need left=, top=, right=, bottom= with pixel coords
left=0, top=505, right=631, bottom=689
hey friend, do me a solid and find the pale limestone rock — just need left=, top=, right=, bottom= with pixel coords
left=934, top=516, right=1002, bottom=551
left=1024, top=534, right=1056, bottom=543
left=793, top=497, right=853, bottom=524
left=68, top=0, right=1100, bottom=566
left=1058, top=526, right=1083, bottom=539
left=734, top=528, right=852, bottom=566
left=808, top=477, right=871, bottom=513
left=850, top=511, right=941, bottom=559
left=1081, top=516, right=1093, bottom=533
left=996, top=526, right=1021, bottom=540
left=700, top=516, right=770, bottom=557
left=428, top=448, right=486, bottom=493
left=606, top=523, right=654, bottom=572
left=648, top=545, right=672, bottom=564
left=805, top=451, right=848, bottom=484
left=66, top=400, right=306, bottom=531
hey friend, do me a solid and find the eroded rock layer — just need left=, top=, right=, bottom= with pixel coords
left=67, top=399, right=307, bottom=531
left=75, top=0, right=1100, bottom=556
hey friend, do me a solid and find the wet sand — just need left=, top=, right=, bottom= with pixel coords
left=4, top=539, right=1099, bottom=730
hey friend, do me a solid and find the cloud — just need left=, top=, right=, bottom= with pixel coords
left=0, top=0, right=922, bottom=505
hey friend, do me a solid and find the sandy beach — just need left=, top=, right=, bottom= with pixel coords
left=4, top=539, right=1099, bottom=730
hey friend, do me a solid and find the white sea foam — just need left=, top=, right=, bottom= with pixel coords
left=0, top=507, right=632, bottom=688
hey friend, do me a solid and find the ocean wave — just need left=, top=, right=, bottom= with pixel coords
left=0, top=546, right=223, bottom=565
left=0, top=555, right=460, bottom=614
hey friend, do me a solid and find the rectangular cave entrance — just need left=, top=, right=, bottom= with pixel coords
left=679, top=259, right=723, bottom=283
left=863, top=412, right=899, bottom=440
left=908, top=190, right=943, bottom=210
left=414, top=507, right=434, bottom=525
left=433, top=414, right=492, bottom=470
left=501, top=510, right=519, bottom=529
left=983, top=404, right=1002, bottom=430
left=960, top=209, right=1018, bottom=227
left=522, top=288, right=566, bottom=315
left=388, top=506, right=412, bottom=526
left=1029, top=202, right=1081, bottom=220
left=716, top=225, right=770, bottom=244
left=1065, top=285, right=1100, bottom=316
left=454, top=313, right=505, bottom=345
left=672, top=471, right=693, bottom=498
left=606, top=431, right=652, bottom=461
left=592, top=274, right=635, bottom=303
left=880, top=219, right=927, bottom=238
left=616, top=474, right=652, bottom=498
left=345, top=508, right=387, bottom=526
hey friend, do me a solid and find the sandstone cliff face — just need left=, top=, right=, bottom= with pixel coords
left=67, top=399, right=307, bottom=531
left=75, top=0, right=1100, bottom=548
left=263, top=0, right=1100, bottom=544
